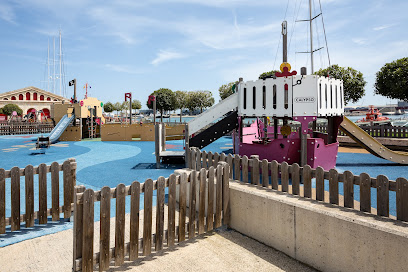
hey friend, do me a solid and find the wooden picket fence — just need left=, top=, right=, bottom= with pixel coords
left=73, top=164, right=230, bottom=272
left=0, top=121, right=54, bottom=135
left=187, top=148, right=408, bottom=223
left=0, top=159, right=77, bottom=233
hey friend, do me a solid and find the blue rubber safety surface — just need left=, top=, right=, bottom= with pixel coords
left=0, top=134, right=407, bottom=247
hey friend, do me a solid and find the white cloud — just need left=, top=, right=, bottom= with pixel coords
left=373, top=24, right=393, bottom=31
left=151, top=50, right=186, bottom=65
left=105, top=64, right=143, bottom=74
left=352, top=38, right=368, bottom=45
left=0, top=2, right=16, bottom=24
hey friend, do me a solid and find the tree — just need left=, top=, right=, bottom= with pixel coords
left=218, top=81, right=238, bottom=100
left=132, top=100, right=142, bottom=110
left=146, top=88, right=176, bottom=122
left=314, top=65, right=366, bottom=105
left=103, top=102, right=114, bottom=113
left=2, top=104, right=23, bottom=116
left=259, top=70, right=280, bottom=80
left=113, top=102, right=122, bottom=116
left=374, top=57, right=408, bottom=101
left=174, top=91, right=188, bottom=122
left=186, top=90, right=214, bottom=114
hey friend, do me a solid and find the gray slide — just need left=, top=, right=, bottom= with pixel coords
left=48, top=114, right=75, bottom=143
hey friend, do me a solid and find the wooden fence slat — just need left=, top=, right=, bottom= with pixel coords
left=220, top=153, right=226, bottom=164
left=11, top=167, right=20, bottom=231
left=178, top=173, right=187, bottom=242
left=207, top=152, right=213, bottom=168
left=129, top=181, right=140, bottom=261
left=63, top=160, right=73, bottom=219
left=38, top=164, right=47, bottom=225
left=198, top=169, right=206, bottom=234
left=215, top=165, right=223, bottom=228
left=73, top=186, right=85, bottom=270
left=316, top=167, right=324, bottom=201
left=303, top=165, right=312, bottom=198
left=51, top=162, right=60, bottom=221
left=190, top=149, right=196, bottom=170
left=207, top=167, right=215, bottom=231
left=115, top=184, right=126, bottom=265
left=25, top=165, right=34, bottom=227
left=281, top=162, right=289, bottom=192
left=291, top=163, right=300, bottom=195
left=189, top=171, right=197, bottom=239
left=377, top=175, right=389, bottom=217
left=155, top=177, right=165, bottom=251
left=213, top=152, right=220, bottom=166
left=396, top=177, right=408, bottom=222
left=329, top=169, right=339, bottom=205
left=82, top=189, right=94, bottom=272
left=168, top=175, right=176, bottom=246
left=251, top=157, right=260, bottom=185
left=223, top=164, right=230, bottom=227
left=242, top=156, right=249, bottom=183
left=99, top=187, right=111, bottom=271
left=227, top=154, right=233, bottom=179
left=0, top=169, right=5, bottom=233
left=196, top=150, right=201, bottom=170
left=143, top=179, right=153, bottom=256
left=343, top=171, right=354, bottom=208
left=201, top=151, right=208, bottom=169
left=261, top=159, right=269, bottom=188
left=271, top=161, right=279, bottom=190
left=359, top=173, right=371, bottom=212
left=234, top=154, right=240, bottom=181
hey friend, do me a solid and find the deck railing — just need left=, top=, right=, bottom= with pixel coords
left=187, top=148, right=408, bottom=223
left=0, top=121, right=54, bottom=135
left=0, top=159, right=77, bottom=233
left=73, top=164, right=230, bottom=272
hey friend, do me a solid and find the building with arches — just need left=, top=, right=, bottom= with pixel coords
left=0, top=86, right=69, bottom=120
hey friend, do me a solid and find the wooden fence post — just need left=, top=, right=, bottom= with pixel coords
left=343, top=171, right=354, bottom=208
left=99, top=186, right=111, bottom=271
left=189, top=171, right=197, bottom=239
left=291, top=163, right=300, bottom=195
left=155, top=177, right=165, bottom=251
left=143, top=179, right=153, bottom=256
left=51, top=162, right=60, bottom=222
left=129, top=181, right=140, bottom=261
left=359, top=173, right=371, bottom=212
left=329, top=169, right=339, bottom=205
left=316, top=167, right=325, bottom=201
left=271, top=161, right=279, bottom=190
left=281, top=162, right=289, bottom=192
left=227, top=154, right=233, bottom=179
left=25, top=165, right=34, bottom=228
left=223, top=164, right=230, bottom=227
left=215, top=165, right=223, bottom=228
left=207, top=167, right=215, bottom=231
left=38, top=164, right=47, bottom=225
left=234, top=154, right=240, bottom=181
left=115, top=184, right=126, bottom=265
left=262, top=159, right=269, bottom=188
left=198, top=169, right=206, bottom=235
left=251, top=157, right=260, bottom=185
left=242, top=156, right=249, bottom=183
left=178, top=173, right=187, bottom=242
left=82, top=189, right=95, bottom=272
left=73, top=185, right=85, bottom=271
left=167, top=175, right=176, bottom=246
left=63, top=160, right=73, bottom=219
left=0, top=168, right=5, bottom=234
left=396, top=177, right=408, bottom=222
left=376, top=175, right=389, bottom=217
left=303, top=165, right=312, bottom=198
left=11, top=167, right=20, bottom=231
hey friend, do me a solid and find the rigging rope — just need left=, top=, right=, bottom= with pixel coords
left=319, top=0, right=331, bottom=69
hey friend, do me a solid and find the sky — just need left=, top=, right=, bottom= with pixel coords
left=0, top=0, right=407, bottom=109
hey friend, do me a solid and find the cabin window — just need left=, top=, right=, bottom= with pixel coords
left=340, top=86, right=343, bottom=108
left=26, top=92, right=30, bottom=100
left=335, top=85, right=338, bottom=108
left=11, top=96, right=16, bottom=100
left=19, top=94, right=23, bottom=100
left=243, top=88, right=247, bottom=110
left=253, top=86, right=256, bottom=109
left=273, top=85, right=277, bottom=109
left=47, top=97, right=51, bottom=101
left=319, top=83, right=322, bottom=109
left=325, top=84, right=328, bottom=109
left=33, top=93, right=38, bottom=100
left=330, top=84, right=333, bottom=109
left=40, top=95, right=44, bottom=101
left=262, top=85, right=266, bottom=109
left=284, top=84, right=288, bottom=109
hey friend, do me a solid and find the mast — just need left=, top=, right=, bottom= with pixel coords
left=309, top=0, right=314, bottom=73
left=47, top=40, right=50, bottom=92
left=53, top=37, right=56, bottom=94
left=59, top=29, right=62, bottom=96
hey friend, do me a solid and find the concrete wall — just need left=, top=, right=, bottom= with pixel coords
left=229, top=181, right=408, bottom=272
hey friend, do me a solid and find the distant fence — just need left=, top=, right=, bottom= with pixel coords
left=0, top=159, right=76, bottom=233
left=187, top=148, right=408, bottom=223
left=315, top=124, right=408, bottom=138
left=0, top=121, right=54, bottom=135
left=73, top=164, right=230, bottom=272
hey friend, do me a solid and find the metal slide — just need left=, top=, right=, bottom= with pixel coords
left=340, top=116, right=408, bottom=164
left=47, top=114, right=75, bottom=143
left=188, top=92, right=239, bottom=136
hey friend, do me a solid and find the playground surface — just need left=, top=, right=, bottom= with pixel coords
left=0, top=134, right=407, bottom=247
